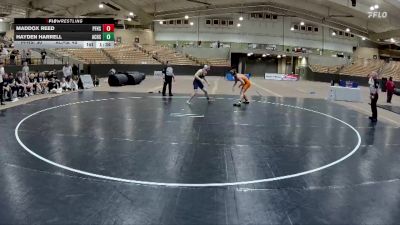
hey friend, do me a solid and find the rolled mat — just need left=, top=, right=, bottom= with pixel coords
left=108, top=74, right=128, bottom=86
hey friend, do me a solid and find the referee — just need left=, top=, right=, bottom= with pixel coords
left=162, top=61, right=175, bottom=96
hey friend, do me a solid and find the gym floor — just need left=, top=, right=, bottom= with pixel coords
left=1, top=77, right=400, bottom=224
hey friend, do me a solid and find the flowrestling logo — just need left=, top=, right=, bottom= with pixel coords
left=368, top=11, right=388, bottom=19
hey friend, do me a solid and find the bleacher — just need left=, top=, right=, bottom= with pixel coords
left=54, top=48, right=111, bottom=64
left=309, top=64, right=341, bottom=74
left=380, top=61, right=400, bottom=81
left=205, top=58, right=231, bottom=67
left=339, top=59, right=385, bottom=77
left=310, top=58, right=400, bottom=81
left=138, top=44, right=198, bottom=65
left=104, top=44, right=160, bottom=64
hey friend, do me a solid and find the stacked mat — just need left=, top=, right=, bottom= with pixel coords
left=108, top=71, right=146, bottom=86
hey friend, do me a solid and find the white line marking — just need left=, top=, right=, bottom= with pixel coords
left=15, top=97, right=361, bottom=188
left=252, top=81, right=283, bottom=97
left=286, top=212, right=294, bottom=225
left=149, top=96, right=189, bottom=99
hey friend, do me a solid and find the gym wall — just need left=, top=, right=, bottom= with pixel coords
left=155, top=16, right=358, bottom=53
left=114, top=29, right=155, bottom=45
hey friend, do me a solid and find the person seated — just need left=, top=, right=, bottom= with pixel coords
left=7, top=74, right=21, bottom=101
left=68, top=76, right=78, bottom=91
left=60, top=77, right=71, bottom=91
left=15, top=72, right=27, bottom=97
left=28, top=73, right=40, bottom=94
left=24, top=73, right=34, bottom=96
left=37, top=72, right=49, bottom=94
left=2, top=73, right=13, bottom=101
left=48, top=77, right=61, bottom=93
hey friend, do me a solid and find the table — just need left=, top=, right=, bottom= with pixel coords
left=328, top=86, right=363, bottom=102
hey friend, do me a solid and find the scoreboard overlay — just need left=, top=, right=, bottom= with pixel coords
left=14, top=18, right=115, bottom=49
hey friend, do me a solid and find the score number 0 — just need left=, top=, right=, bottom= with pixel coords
left=102, top=24, right=114, bottom=32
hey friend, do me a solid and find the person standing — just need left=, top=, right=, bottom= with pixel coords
left=72, top=64, right=79, bottom=76
left=0, top=63, right=5, bottom=105
left=21, top=61, right=29, bottom=76
left=386, top=77, right=395, bottom=103
left=63, top=63, right=72, bottom=81
left=26, top=49, right=31, bottom=64
left=369, top=73, right=379, bottom=122
left=187, top=65, right=211, bottom=105
left=162, top=61, right=175, bottom=96
left=9, top=51, right=16, bottom=65
left=21, top=49, right=26, bottom=64
left=230, top=68, right=251, bottom=107
left=40, top=49, right=47, bottom=64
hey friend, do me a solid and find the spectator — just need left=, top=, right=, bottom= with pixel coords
left=22, top=61, right=29, bottom=76
left=3, top=73, right=12, bottom=101
left=7, top=74, right=20, bottom=101
left=72, top=64, right=79, bottom=76
left=60, top=77, right=71, bottom=91
left=0, top=46, right=8, bottom=58
left=69, top=77, right=78, bottom=91
left=9, top=51, right=16, bottom=65
left=40, top=49, right=47, bottom=64
left=386, top=77, right=395, bottom=103
left=16, top=72, right=27, bottom=97
left=162, top=61, right=175, bottom=96
left=62, top=63, right=72, bottom=81
left=48, top=74, right=61, bottom=93
left=23, top=73, right=34, bottom=96
left=21, top=49, right=26, bottom=63
left=0, top=63, right=5, bottom=105
left=26, top=49, right=32, bottom=64
left=37, top=72, right=49, bottom=94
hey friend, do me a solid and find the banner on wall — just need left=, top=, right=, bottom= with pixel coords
left=264, top=73, right=299, bottom=81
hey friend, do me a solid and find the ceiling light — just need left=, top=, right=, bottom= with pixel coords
left=247, top=52, right=253, bottom=56
left=362, top=37, right=366, bottom=40
left=237, top=23, right=241, bottom=27
left=190, top=22, right=194, bottom=26
left=185, top=15, right=189, bottom=19
left=98, top=3, right=104, bottom=8
left=390, top=38, right=396, bottom=43
left=300, top=21, right=305, bottom=26
left=291, top=27, right=295, bottom=31
left=129, top=12, right=134, bottom=16
left=346, top=28, right=350, bottom=32
left=159, top=21, right=163, bottom=24
left=374, top=4, right=379, bottom=9
left=127, top=17, right=132, bottom=21
left=370, top=6, right=375, bottom=10
left=332, top=32, right=336, bottom=36
left=239, top=16, right=243, bottom=21
left=262, top=54, right=267, bottom=57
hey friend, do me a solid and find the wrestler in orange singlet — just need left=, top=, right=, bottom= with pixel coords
left=230, top=68, right=251, bottom=107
